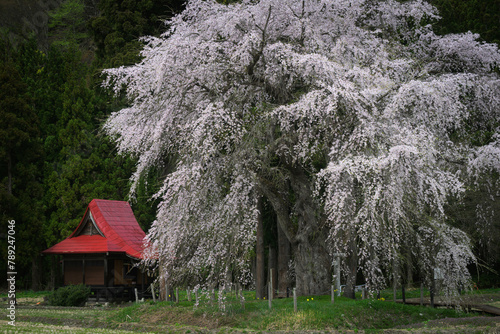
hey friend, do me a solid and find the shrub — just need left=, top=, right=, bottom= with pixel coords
left=48, top=284, right=91, bottom=306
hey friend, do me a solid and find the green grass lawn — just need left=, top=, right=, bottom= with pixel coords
left=2, top=288, right=499, bottom=333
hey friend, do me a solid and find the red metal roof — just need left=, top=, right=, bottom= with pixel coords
left=42, top=199, right=146, bottom=259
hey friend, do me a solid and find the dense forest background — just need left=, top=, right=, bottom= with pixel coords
left=0, top=0, right=499, bottom=290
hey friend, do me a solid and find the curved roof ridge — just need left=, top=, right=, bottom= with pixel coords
left=91, top=199, right=146, bottom=259
left=42, top=199, right=146, bottom=259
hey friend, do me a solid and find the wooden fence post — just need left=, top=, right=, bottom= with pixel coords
left=268, top=284, right=272, bottom=309
left=420, top=283, right=424, bottom=306
left=293, top=288, right=297, bottom=313
left=430, top=281, right=435, bottom=308
left=151, top=284, right=156, bottom=302
left=269, top=268, right=273, bottom=302
left=160, top=274, right=166, bottom=301
left=331, top=285, right=334, bottom=304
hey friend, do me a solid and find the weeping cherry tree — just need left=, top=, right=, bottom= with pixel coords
left=103, top=0, right=500, bottom=297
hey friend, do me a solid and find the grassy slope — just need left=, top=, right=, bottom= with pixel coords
left=2, top=289, right=500, bottom=333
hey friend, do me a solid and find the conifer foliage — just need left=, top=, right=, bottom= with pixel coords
left=103, top=0, right=500, bottom=295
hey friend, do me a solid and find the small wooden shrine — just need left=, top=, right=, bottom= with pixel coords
left=42, top=199, right=152, bottom=301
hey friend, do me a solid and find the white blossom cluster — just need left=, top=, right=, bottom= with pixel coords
left=103, top=0, right=500, bottom=294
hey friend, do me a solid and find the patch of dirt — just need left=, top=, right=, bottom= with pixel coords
left=19, top=314, right=217, bottom=333
left=16, top=296, right=45, bottom=305
left=461, top=293, right=500, bottom=305
left=389, top=316, right=500, bottom=333
left=18, top=315, right=98, bottom=329
left=403, top=292, right=500, bottom=310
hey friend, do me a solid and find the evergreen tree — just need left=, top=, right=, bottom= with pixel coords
left=89, top=0, right=184, bottom=67
left=431, top=0, right=500, bottom=44
left=0, top=55, right=44, bottom=289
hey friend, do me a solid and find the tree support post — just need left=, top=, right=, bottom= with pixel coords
left=151, top=284, right=156, bottom=302
left=269, top=268, right=273, bottom=302
left=268, top=284, right=272, bottom=310
left=332, top=253, right=345, bottom=296
left=420, top=283, right=423, bottom=306
left=293, top=288, right=297, bottom=313
left=430, top=281, right=435, bottom=308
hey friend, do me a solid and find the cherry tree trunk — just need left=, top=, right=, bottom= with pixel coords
left=159, top=259, right=167, bottom=301
left=259, top=168, right=331, bottom=296
left=268, top=245, right=277, bottom=298
left=292, top=202, right=331, bottom=294
left=406, top=250, right=414, bottom=288
left=255, top=198, right=266, bottom=299
left=294, top=237, right=331, bottom=295
left=290, top=168, right=331, bottom=296
left=277, top=223, right=291, bottom=297
left=343, top=237, right=357, bottom=299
